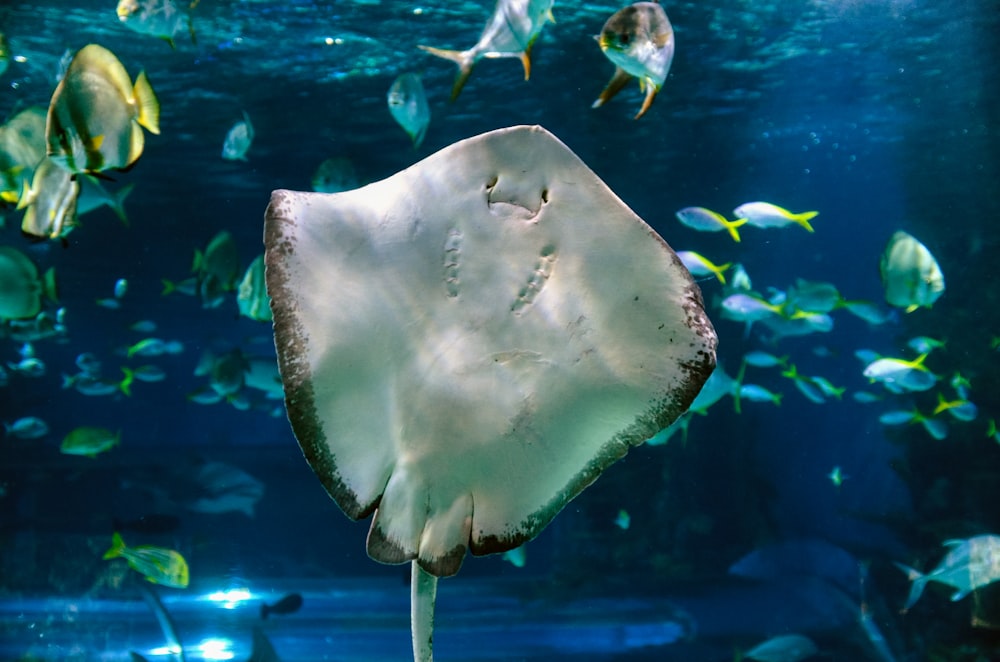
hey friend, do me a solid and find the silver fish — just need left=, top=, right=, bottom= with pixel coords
left=387, top=73, right=430, bottom=148
left=419, top=0, right=554, bottom=100
left=593, top=2, right=674, bottom=119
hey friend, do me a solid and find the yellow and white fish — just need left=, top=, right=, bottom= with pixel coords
left=17, top=156, right=80, bottom=241
left=387, top=73, right=431, bottom=148
left=419, top=0, right=555, bottom=101
left=103, top=531, right=189, bottom=588
left=675, top=206, right=747, bottom=242
left=117, top=0, right=198, bottom=49
left=863, top=352, right=938, bottom=393
left=46, top=44, right=160, bottom=175
left=677, top=250, right=730, bottom=284
left=880, top=230, right=944, bottom=313
left=222, top=111, right=254, bottom=161
left=593, top=2, right=674, bottom=119
left=733, top=202, right=818, bottom=232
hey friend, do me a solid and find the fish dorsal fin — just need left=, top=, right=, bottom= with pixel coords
left=942, top=538, right=964, bottom=548
left=133, top=71, right=161, bottom=135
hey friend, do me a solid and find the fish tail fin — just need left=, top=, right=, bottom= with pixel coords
left=133, top=71, right=161, bottom=136
left=733, top=361, right=747, bottom=414
left=724, top=218, right=748, bottom=243
left=519, top=50, right=532, bottom=81
left=161, top=279, right=176, bottom=296
left=103, top=532, right=127, bottom=560
left=192, top=249, right=204, bottom=273
left=119, top=367, right=135, bottom=397
left=772, top=392, right=783, bottom=406
left=43, top=267, right=59, bottom=304
left=892, top=562, right=928, bottom=612
left=111, top=183, right=135, bottom=226
left=932, top=392, right=950, bottom=415
left=712, top=262, right=731, bottom=285
left=418, top=46, right=475, bottom=101
left=793, top=211, right=818, bottom=232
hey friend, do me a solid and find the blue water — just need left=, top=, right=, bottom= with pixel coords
left=2, top=0, right=999, bottom=660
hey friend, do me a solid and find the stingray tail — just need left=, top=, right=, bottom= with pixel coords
left=418, top=45, right=475, bottom=101
left=411, top=562, right=437, bottom=662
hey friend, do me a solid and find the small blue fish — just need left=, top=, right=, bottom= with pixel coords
left=222, top=111, right=253, bottom=161
left=4, top=416, right=49, bottom=439
left=744, top=633, right=818, bottom=662
left=613, top=509, right=631, bottom=530
left=738, top=383, right=782, bottom=406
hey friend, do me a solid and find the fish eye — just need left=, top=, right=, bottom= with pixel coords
left=618, top=32, right=630, bottom=45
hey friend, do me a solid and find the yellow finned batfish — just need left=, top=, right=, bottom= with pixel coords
left=46, top=44, right=160, bottom=175
left=880, top=230, right=945, bottom=313
left=17, top=156, right=80, bottom=241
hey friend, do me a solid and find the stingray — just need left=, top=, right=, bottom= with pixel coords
left=263, top=125, right=716, bottom=661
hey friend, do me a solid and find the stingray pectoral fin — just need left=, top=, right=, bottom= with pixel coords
left=592, top=67, right=632, bottom=109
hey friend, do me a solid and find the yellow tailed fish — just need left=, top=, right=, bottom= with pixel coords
left=733, top=202, right=818, bottom=232
left=593, top=2, right=674, bottom=119
left=419, top=0, right=555, bottom=101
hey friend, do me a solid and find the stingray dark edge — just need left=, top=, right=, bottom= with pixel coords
left=472, top=271, right=717, bottom=558
left=263, top=190, right=373, bottom=521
